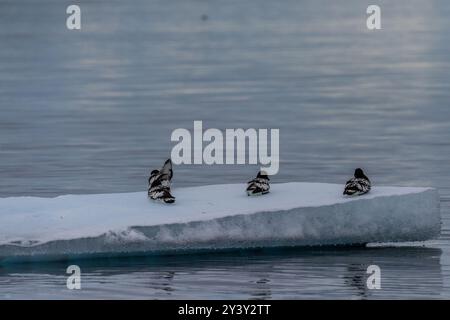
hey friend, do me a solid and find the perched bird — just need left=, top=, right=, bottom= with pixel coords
left=343, top=168, right=371, bottom=196
left=246, top=171, right=270, bottom=196
left=148, top=159, right=175, bottom=204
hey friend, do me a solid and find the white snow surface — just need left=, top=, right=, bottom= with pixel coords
left=0, top=182, right=441, bottom=262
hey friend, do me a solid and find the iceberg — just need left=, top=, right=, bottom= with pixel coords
left=0, top=182, right=441, bottom=263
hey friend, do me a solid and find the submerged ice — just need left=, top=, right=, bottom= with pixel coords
left=0, top=183, right=441, bottom=262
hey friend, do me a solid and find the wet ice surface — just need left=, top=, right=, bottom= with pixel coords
left=0, top=184, right=440, bottom=260
left=1, top=0, right=450, bottom=298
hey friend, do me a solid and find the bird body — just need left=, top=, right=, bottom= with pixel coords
left=148, top=159, right=175, bottom=203
left=247, top=171, right=270, bottom=196
left=343, top=168, right=371, bottom=196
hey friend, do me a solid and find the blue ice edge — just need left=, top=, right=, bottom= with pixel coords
left=0, top=183, right=441, bottom=264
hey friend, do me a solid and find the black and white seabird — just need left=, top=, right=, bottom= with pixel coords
left=148, top=159, right=175, bottom=204
left=246, top=171, right=270, bottom=196
left=343, top=168, right=371, bottom=196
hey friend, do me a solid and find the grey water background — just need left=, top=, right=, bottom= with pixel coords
left=1, top=0, right=450, bottom=299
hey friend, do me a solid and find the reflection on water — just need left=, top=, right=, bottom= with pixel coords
left=0, top=247, right=443, bottom=299
left=1, top=0, right=450, bottom=298
left=345, top=264, right=369, bottom=299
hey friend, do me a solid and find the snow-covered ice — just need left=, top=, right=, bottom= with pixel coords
left=0, top=183, right=441, bottom=262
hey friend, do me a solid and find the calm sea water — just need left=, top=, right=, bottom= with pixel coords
left=1, top=0, right=450, bottom=299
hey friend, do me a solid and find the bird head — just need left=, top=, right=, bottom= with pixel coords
left=354, top=168, right=365, bottom=178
